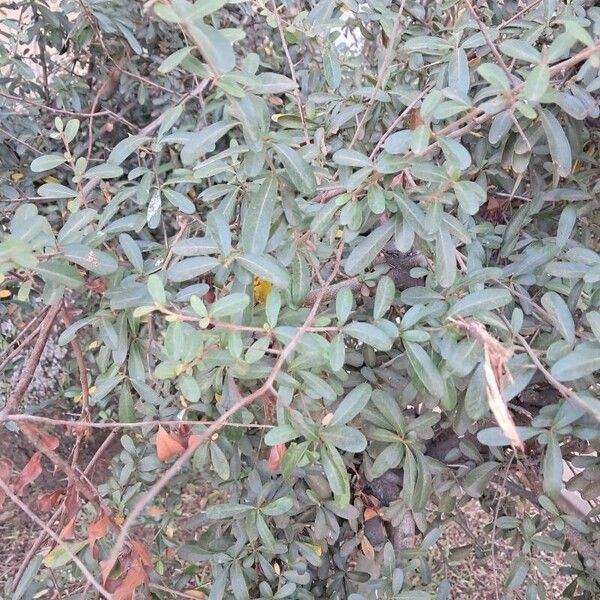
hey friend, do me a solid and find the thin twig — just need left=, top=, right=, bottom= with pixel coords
left=270, top=0, right=310, bottom=145
left=349, top=0, right=407, bottom=149
left=0, top=478, right=111, bottom=600
left=464, top=0, right=516, bottom=85
left=0, top=302, right=63, bottom=419
left=3, top=414, right=274, bottom=429
left=514, top=333, right=600, bottom=422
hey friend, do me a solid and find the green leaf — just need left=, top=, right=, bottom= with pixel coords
left=180, top=122, right=236, bottom=166
left=84, top=163, right=124, bottom=179
left=62, top=244, right=117, bottom=275
left=404, top=341, right=445, bottom=399
left=43, top=540, right=88, bottom=568
left=383, top=130, right=412, bottom=155
left=167, top=256, right=219, bottom=282
left=448, top=47, right=469, bottom=96
left=321, top=442, right=350, bottom=508
left=371, top=443, right=404, bottom=478
left=477, top=63, right=510, bottom=92
left=255, top=512, right=276, bottom=549
left=13, top=555, right=43, bottom=600
left=464, top=364, right=487, bottom=420
left=543, top=434, right=563, bottom=498
left=187, top=23, right=235, bottom=73
left=539, top=108, right=572, bottom=178
left=373, top=275, right=395, bottom=320
left=329, top=333, right=345, bottom=371
left=541, top=291, right=575, bottom=344
left=523, top=64, right=550, bottom=102
left=210, top=293, right=250, bottom=319
left=37, top=183, right=78, bottom=199
left=477, top=427, right=540, bottom=447
left=118, top=385, right=136, bottom=423
left=273, top=144, right=316, bottom=195
left=236, top=253, right=290, bottom=288
left=499, top=40, right=541, bottom=63
left=205, top=503, right=254, bottom=519
left=34, top=260, right=83, bottom=288
left=261, top=496, right=294, bottom=516
left=57, top=208, right=97, bottom=245
left=264, top=424, right=301, bottom=446
left=147, top=273, right=166, bottom=305
left=332, top=149, right=372, bottom=168
left=206, top=210, right=232, bottom=256
left=330, top=383, right=372, bottom=427
left=321, top=426, right=367, bottom=453
left=343, top=321, right=393, bottom=351
left=452, top=181, right=486, bottom=215
left=108, top=135, right=150, bottom=165
left=163, top=188, right=195, bottom=214
left=335, top=287, right=353, bottom=325
left=550, top=347, right=600, bottom=381
left=30, top=154, right=66, bottom=172
left=345, top=220, right=394, bottom=276
left=158, top=46, right=192, bottom=74
left=210, top=442, right=230, bottom=480
left=119, top=233, right=144, bottom=273
left=252, top=72, right=296, bottom=93
left=241, top=176, right=277, bottom=255
left=447, top=288, right=512, bottom=318
left=463, top=462, right=500, bottom=498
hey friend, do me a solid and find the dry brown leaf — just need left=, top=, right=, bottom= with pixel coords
left=156, top=426, right=184, bottom=461
left=13, top=452, right=42, bottom=496
left=112, top=559, right=147, bottom=600
left=37, top=489, right=64, bottom=512
left=360, top=534, right=375, bottom=560
left=88, top=513, right=110, bottom=558
left=21, top=423, right=59, bottom=450
left=60, top=516, right=76, bottom=540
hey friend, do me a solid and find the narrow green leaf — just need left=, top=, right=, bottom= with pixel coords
left=345, top=220, right=394, bottom=276
left=447, top=288, right=512, bottom=319
left=541, top=291, right=575, bottom=344
left=180, top=122, right=236, bottom=166
left=321, top=442, right=350, bottom=508
left=539, top=108, right=572, bottom=177
left=210, top=293, right=250, bottom=319
left=373, top=275, right=395, bottom=320
left=167, top=256, right=219, bottom=282
left=273, top=144, right=316, bottom=195
left=330, top=383, right=372, bottom=427
left=236, top=253, right=290, bottom=288
left=343, top=321, right=393, bottom=351
left=404, top=341, right=444, bottom=398
left=543, top=434, right=563, bottom=498
left=550, top=347, right=600, bottom=381
left=241, top=176, right=277, bottom=255
left=187, top=23, right=235, bottom=73
left=523, top=64, right=550, bottom=102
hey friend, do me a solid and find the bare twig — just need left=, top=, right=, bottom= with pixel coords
left=0, top=478, right=111, bottom=599
left=349, top=0, right=407, bottom=149
left=3, top=414, right=274, bottom=429
left=514, top=332, right=600, bottom=422
left=270, top=0, right=310, bottom=145
left=0, top=302, right=63, bottom=419
left=464, top=0, right=515, bottom=85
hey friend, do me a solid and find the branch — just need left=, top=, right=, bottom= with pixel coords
left=3, top=414, right=273, bottom=429
left=0, top=477, right=111, bottom=599
left=514, top=332, right=600, bottom=422
left=0, top=302, right=62, bottom=419
left=270, top=0, right=310, bottom=146
left=101, top=242, right=346, bottom=580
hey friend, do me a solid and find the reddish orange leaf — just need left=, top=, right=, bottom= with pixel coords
left=37, top=489, right=64, bottom=512
left=156, top=426, right=184, bottom=461
left=267, top=444, right=285, bottom=472
left=364, top=507, right=379, bottom=521
left=188, top=434, right=203, bottom=450
left=60, top=516, right=76, bottom=540
left=13, top=452, right=42, bottom=496
left=131, top=539, right=152, bottom=568
left=21, top=424, right=59, bottom=450
left=147, top=505, right=165, bottom=518
left=113, top=560, right=146, bottom=600
left=88, top=513, right=110, bottom=558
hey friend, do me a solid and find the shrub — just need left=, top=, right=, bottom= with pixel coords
left=1, top=1, right=600, bottom=599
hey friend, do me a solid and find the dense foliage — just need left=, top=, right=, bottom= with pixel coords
left=1, top=0, right=600, bottom=598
